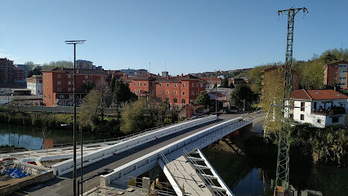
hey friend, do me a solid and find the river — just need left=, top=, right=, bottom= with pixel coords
left=0, top=123, right=109, bottom=150
left=202, top=148, right=348, bottom=196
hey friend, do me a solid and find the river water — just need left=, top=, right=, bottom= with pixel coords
left=202, top=148, right=348, bottom=196
left=0, top=123, right=108, bottom=150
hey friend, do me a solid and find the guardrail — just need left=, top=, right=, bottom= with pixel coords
left=51, top=115, right=217, bottom=176
left=100, top=117, right=250, bottom=186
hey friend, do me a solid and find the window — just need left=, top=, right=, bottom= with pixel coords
left=183, top=83, right=185, bottom=87
left=301, top=102, right=305, bottom=111
left=174, top=91, right=177, bottom=95
left=300, top=114, right=304, bottom=121
left=68, top=81, right=71, bottom=85
left=159, top=83, right=162, bottom=86
left=68, top=88, right=72, bottom=92
left=139, top=83, right=142, bottom=86
left=85, top=75, right=88, bottom=79
left=173, top=98, right=177, bottom=103
left=166, top=90, right=169, bottom=95
left=57, top=81, right=61, bottom=85
left=59, top=95, right=64, bottom=98
left=183, top=91, right=185, bottom=96
left=68, top=75, right=72, bottom=79
left=313, top=102, right=317, bottom=110
left=200, top=83, right=203, bottom=88
left=57, top=74, right=61, bottom=78
left=174, top=83, right=177, bottom=87
left=317, top=119, right=321, bottom=124
left=57, top=88, right=61, bottom=92
left=134, top=82, right=136, bottom=86
left=196, top=83, right=198, bottom=87
left=332, top=117, right=339, bottom=123
left=166, top=83, right=169, bottom=87
left=182, top=99, right=186, bottom=104
left=192, top=83, right=195, bottom=87
left=159, top=90, right=162, bottom=94
left=144, top=83, right=146, bottom=86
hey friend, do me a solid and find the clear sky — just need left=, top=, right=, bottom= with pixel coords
left=1, top=0, right=347, bottom=75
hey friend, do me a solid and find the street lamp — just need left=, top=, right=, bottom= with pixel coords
left=65, top=40, right=86, bottom=196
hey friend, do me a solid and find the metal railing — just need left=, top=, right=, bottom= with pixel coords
left=183, top=149, right=227, bottom=196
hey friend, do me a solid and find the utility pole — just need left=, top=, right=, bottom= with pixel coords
left=275, top=7, right=307, bottom=193
left=65, top=40, right=86, bottom=196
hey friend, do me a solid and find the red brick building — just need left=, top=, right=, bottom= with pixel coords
left=128, top=74, right=206, bottom=107
left=42, top=68, right=115, bottom=106
left=323, top=60, right=348, bottom=89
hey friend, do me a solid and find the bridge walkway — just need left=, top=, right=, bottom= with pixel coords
left=15, top=114, right=245, bottom=196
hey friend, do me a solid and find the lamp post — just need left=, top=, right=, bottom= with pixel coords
left=65, top=40, right=86, bottom=196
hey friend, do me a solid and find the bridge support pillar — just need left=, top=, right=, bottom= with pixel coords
left=142, top=177, right=151, bottom=193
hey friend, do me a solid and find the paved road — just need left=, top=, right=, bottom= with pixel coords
left=15, top=114, right=244, bottom=196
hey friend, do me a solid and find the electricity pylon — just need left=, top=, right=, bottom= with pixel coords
left=275, top=7, right=308, bottom=191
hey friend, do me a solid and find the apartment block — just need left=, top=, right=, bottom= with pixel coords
left=323, top=60, right=348, bottom=89
left=42, top=68, right=114, bottom=106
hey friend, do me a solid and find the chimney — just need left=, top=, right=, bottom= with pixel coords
left=181, top=73, right=184, bottom=77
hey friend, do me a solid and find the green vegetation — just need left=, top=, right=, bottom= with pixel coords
left=230, top=84, right=256, bottom=111
left=193, top=91, right=210, bottom=107
left=291, top=124, right=348, bottom=167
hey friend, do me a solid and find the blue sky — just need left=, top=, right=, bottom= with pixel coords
left=0, top=0, right=347, bottom=75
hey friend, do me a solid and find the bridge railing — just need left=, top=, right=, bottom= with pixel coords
left=100, top=117, right=250, bottom=187
left=51, top=115, right=217, bottom=176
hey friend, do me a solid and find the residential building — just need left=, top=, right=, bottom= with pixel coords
left=155, top=74, right=206, bottom=106
left=0, top=58, right=16, bottom=86
left=128, top=73, right=206, bottom=107
left=76, top=60, right=95, bottom=70
left=120, top=68, right=148, bottom=76
left=201, top=77, right=222, bottom=89
left=291, top=89, right=348, bottom=128
left=323, top=60, right=348, bottom=89
left=128, top=75, right=156, bottom=97
left=42, top=68, right=114, bottom=106
left=26, top=75, right=43, bottom=95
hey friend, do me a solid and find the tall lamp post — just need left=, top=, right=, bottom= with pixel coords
left=65, top=40, right=86, bottom=196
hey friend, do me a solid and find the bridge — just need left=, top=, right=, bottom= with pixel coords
left=1, top=113, right=256, bottom=196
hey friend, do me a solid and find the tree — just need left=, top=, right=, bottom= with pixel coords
left=110, top=77, right=136, bottom=107
left=80, top=80, right=95, bottom=93
left=79, top=89, right=100, bottom=129
left=221, top=78, right=229, bottom=88
left=120, top=99, right=148, bottom=134
left=95, top=79, right=113, bottom=121
left=193, top=91, right=210, bottom=107
left=230, top=84, right=254, bottom=111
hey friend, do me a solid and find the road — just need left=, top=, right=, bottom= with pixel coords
left=15, top=114, right=244, bottom=196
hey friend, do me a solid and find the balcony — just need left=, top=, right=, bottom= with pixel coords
left=311, top=106, right=346, bottom=115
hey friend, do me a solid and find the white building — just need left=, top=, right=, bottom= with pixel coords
left=26, top=75, right=42, bottom=95
left=291, top=89, right=348, bottom=128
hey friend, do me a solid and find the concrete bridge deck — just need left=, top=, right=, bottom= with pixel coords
left=10, top=113, right=253, bottom=196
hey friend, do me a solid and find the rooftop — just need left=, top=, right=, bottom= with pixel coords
left=291, top=89, right=348, bottom=100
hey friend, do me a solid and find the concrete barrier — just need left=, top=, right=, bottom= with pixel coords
left=0, top=171, right=54, bottom=196
left=51, top=115, right=217, bottom=176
